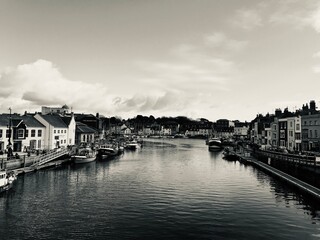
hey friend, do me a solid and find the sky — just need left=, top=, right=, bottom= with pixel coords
left=0, top=0, right=320, bottom=122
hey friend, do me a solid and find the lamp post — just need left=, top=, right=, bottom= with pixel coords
left=7, top=107, right=13, bottom=158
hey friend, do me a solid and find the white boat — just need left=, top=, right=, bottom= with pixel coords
left=73, top=147, right=96, bottom=164
left=0, top=170, right=16, bottom=194
left=208, top=138, right=222, bottom=151
left=125, top=140, right=139, bottom=150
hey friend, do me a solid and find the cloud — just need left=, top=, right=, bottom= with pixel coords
left=313, top=51, right=320, bottom=58
left=309, top=6, right=320, bottom=33
left=269, top=0, right=320, bottom=33
left=313, top=65, right=320, bottom=73
left=0, top=59, right=111, bottom=114
left=231, top=8, right=263, bottom=30
left=204, top=32, right=248, bottom=52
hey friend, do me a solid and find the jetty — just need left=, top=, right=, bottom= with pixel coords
left=229, top=147, right=320, bottom=200
left=1, top=147, right=72, bottom=175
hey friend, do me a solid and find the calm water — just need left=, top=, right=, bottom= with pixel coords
left=1, top=138, right=320, bottom=240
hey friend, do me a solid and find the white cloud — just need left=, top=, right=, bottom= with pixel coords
left=313, top=65, right=320, bottom=73
left=309, top=6, right=320, bottom=33
left=313, top=51, right=320, bottom=58
left=231, top=8, right=263, bottom=30
left=269, top=0, right=320, bottom=33
left=0, top=59, right=112, bottom=114
left=205, top=32, right=248, bottom=52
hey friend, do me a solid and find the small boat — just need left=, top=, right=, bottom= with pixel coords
left=208, top=137, right=222, bottom=151
left=97, top=146, right=120, bottom=160
left=0, top=170, right=17, bottom=194
left=73, top=147, right=96, bottom=164
left=125, top=140, right=139, bottom=150
left=222, top=147, right=238, bottom=160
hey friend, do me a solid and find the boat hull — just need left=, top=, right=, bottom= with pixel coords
left=73, top=156, right=96, bottom=164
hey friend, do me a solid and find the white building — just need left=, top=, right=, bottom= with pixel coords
left=35, top=114, right=75, bottom=149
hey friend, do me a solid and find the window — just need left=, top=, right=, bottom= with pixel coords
left=304, top=121, right=307, bottom=125
left=38, top=140, right=41, bottom=148
left=310, top=121, right=312, bottom=125
left=290, top=121, right=293, bottom=128
left=310, top=130, right=312, bottom=138
left=18, top=129, right=24, bottom=138
left=25, top=130, right=28, bottom=137
left=289, top=130, right=293, bottom=137
left=31, top=130, right=36, bottom=137
left=64, top=139, right=66, bottom=144
left=54, top=130, right=56, bottom=134
left=60, top=139, right=63, bottom=144
left=315, top=120, right=318, bottom=125
left=38, top=130, right=42, bottom=137
left=58, top=130, right=60, bottom=134
left=0, top=129, right=2, bottom=138
left=65, top=130, right=67, bottom=133
left=296, top=124, right=300, bottom=131
left=315, top=130, right=318, bottom=138
left=6, top=129, right=10, bottom=138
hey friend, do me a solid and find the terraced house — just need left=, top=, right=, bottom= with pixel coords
left=0, top=114, right=46, bottom=153
left=35, top=113, right=76, bottom=149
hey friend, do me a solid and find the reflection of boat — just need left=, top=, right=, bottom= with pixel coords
left=208, top=138, right=222, bottom=151
left=0, top=170, right=16, bottom=194
left=73, top=147, right=96, bottom=164
left=125, top=140, right=139, bottom=150
left=97, top=146, right=120, bottom=160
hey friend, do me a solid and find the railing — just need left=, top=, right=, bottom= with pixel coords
left=30, top=148, right=70, bottom=167
left=255, top=149, right=319, bottom=167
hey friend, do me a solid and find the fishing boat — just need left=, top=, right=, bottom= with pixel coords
left=208, top=137, right=222, bottom=151
left=73, top=147, right=96, bottom=164
left=97, top=145, right=120, bottom=160
left=0, top=170, right=16, bottom=194
left=222, top=147, right=238, bottom=161
left=125, top=140, right=139, bottom=150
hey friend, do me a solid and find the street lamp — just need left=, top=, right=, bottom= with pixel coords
left=7, top=107, right=13, bottom=158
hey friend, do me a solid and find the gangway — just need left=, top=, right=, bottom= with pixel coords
left=30, top=148, right=70, bottom=167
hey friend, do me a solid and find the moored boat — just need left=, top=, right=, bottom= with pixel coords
left=125, top=140, right=139, bottom=150
left=73, top=147, right=96, bottom=164
left=0, top=170, right=17, bottom=194
left=222, top=147, right=239, bottom=161
left=208, top=138, right=222, bottom=151
left=97, top=145, right=120, bottom=160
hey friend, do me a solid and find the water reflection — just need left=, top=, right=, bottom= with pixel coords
left=0, top=138, right=320, bottom=239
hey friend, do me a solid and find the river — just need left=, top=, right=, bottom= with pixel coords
left=0, top=138, right=320, bottom=239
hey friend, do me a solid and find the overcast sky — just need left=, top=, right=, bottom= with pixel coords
left=0, top=0, right=320, bottom=121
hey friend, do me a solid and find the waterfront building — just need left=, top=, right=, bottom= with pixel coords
left=270, top=118, right=279, bottom=148
left=286, top=116, right=301, bottom=152
left=301, top=113, right=320, bottom=151
left=75, top=122, right=97, bottom=145
left=233, top=121, right=249, bottom=140
left=214, top=119, right=234, bottom=138
left=0, top=114, right=46, bottom=153
left=34, top=114, right=74, bottom=149
left=15, top=115, right=46, bottom=152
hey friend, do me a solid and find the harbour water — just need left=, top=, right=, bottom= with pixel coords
left=1, top=138, right=320, bottom=239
